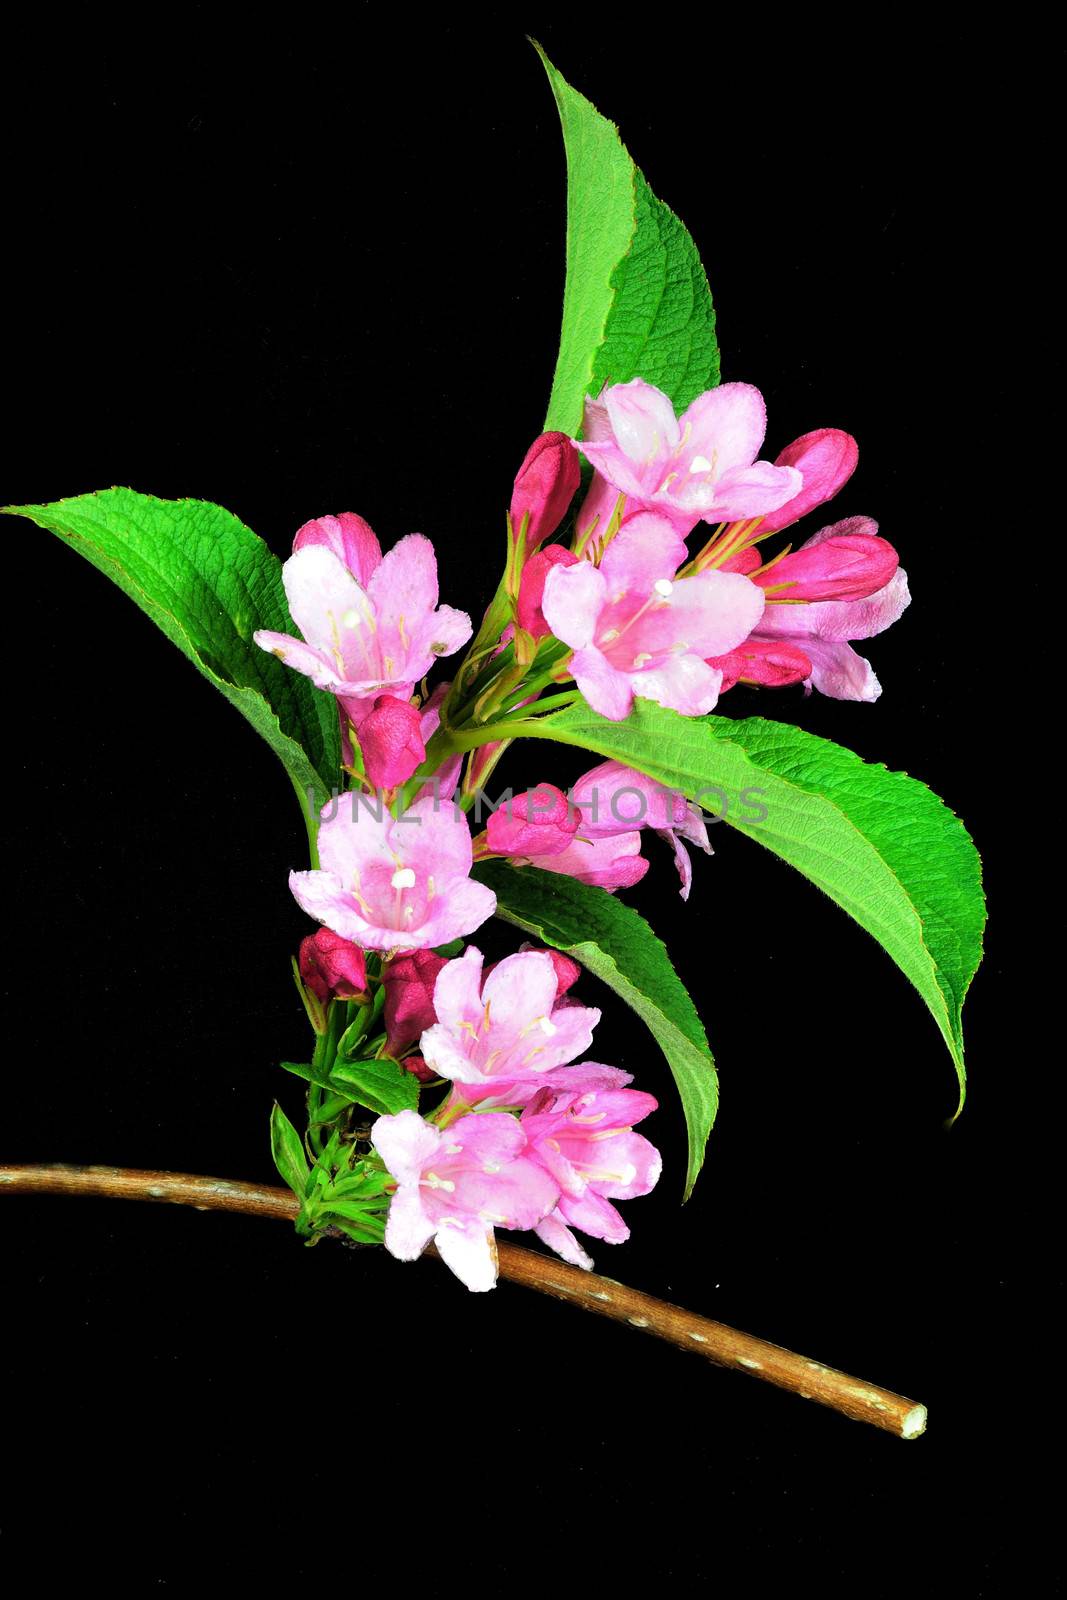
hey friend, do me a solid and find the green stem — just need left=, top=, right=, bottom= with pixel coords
left=290, top=774, right=321, bottom=869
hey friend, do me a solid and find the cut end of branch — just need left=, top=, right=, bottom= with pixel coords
left=901, top=1403, right=928, bottom=1440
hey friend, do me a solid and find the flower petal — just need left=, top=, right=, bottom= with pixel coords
left=542, top=560, right=608, bottom=650
left=679, top=381, right=767, bottom=472
left=569, top=647, right=634, bottom=720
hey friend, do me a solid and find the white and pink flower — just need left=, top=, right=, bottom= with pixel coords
left=542, top=513, right=764, bottom=720
left=254, top=518, right=471, bottom=729
left=289, top=793, right=495, bottom=953
left=371, top=1109, right=560, bottom=1291
left=419, top=946, right=602, bottom=1109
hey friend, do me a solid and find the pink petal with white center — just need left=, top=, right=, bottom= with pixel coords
left=569, top=646, right=635, bottom=721
left=679, top=382, right=768, bottom=474
left=432, top=1223, right=499, bottom=1291
left=541, top=559, right=608, bottom=651
left=633, top=654, right=724, bottom=716
left=280, top=545, right=373, bottom=661
left=596, top=513, right=688, bottom=591
left=535, top=1211, right=594, bottom=1270
left=602, top=378, right=681, bottom=462
left=627, top=569, right=765, bottom=660
left=293, top=512, right=383, bottom=585
left=758, top=429, right=860, bottom=535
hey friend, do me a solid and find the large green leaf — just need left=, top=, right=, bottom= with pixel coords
left=473, top=860, right=717, bottom=1199
left=5, top=489, right=340, bottom=807
left=508, top=700, right=985, bottom=1109
left=536, top=45, right=718, bottom=436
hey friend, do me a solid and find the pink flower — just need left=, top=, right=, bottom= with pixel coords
left=709, top=518, right=910, bottom=701
left=358, top=695, right=426, bottom=790
left=420, top=946, right=602, bottom=1109
left=542, top=513, right=764, bottom=720
left=289, top=794, right=496, bottom=953
left=254, top=532, right=471, bottom=728
left=382, top=948, right=450, bottom=1057
left=488, top=763, right=711, bottom=899
left=510, top=433, right=582, bottom=551
left=298, top=927, right=369, bottom=1005
left=577, top=378, right=802, bottom=534
left=516, top=544, right=578, bottom=640
left=521, top=1080, right=662, bottom=1270
left=371, top=1108, right=560, bottom=1291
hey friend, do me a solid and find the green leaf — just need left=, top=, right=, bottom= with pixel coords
left=280, top=1057, right=419, bottom=1118
left=270, top=1102, right=311, bottom=1201
left=536, top=44, right=718, bottom=436
left=473, top=860, right=717, bottom=1199
left=329, top=1057, right=420, bottom=1117
left=591, top=172, right=719, bottom=412
left=5, top=489, right=340, bottom=808
left=514, top=700, right=985, bottom=1110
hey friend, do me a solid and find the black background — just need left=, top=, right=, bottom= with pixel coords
left=2, top=11, right=1045, bottom=1592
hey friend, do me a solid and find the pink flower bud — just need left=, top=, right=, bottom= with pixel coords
left=486, top=784, right=580, bottom=858
left=517, top=544, right=578, bottom=639
left=400, top=1054, right=437, bottom=1084
left=292, top=512, right=383, bottom=586
left=382, top=949, right=449, bottom=1057
left=708, top=638, right=813, bottom=692
left=358, top=695, right=426, bottom=790
left=757, top=528, right=898, bottom=602
left=510, top=433, right=581, bottom=550
left=299, top=928, right=369, bottom=1005
left=758, top=429, right=859, bottom=535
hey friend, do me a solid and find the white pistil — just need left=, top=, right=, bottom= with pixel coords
left=690, top=454, right=713, bottom=474
left=391, top=867, right=416, bottom=890
left=633, top=652, right=653, bottom=669
left=654, top=578, right=673, bottom=598
left=342, top=608, right=363, bottom=629
left=422, top=1172, right=455, bottom=1192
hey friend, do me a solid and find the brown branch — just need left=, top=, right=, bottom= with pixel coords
left=0, top=1163, right=926, bottom=1439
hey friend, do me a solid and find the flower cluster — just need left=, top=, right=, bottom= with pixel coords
left=372, top=947, right=660, bottom=1289
left=257, top=371, right=908, bottom=1288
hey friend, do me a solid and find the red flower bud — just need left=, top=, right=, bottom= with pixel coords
left=382, top=949, right=449, bottom=1057
left=299, top=928, right=369, bottom=1005
left=401, top=1054, right=437, bottom=1084
left=516, top=544, right=579, bottom=640
left=510, top=433, right=581, bottom=550
left=358, top=695, right=426, bottom=790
